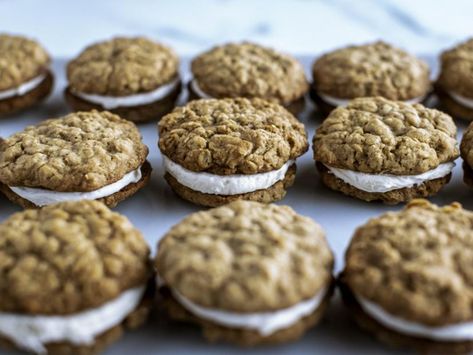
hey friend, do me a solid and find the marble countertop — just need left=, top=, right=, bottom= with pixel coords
left=0, top=0, right=472, bottom=59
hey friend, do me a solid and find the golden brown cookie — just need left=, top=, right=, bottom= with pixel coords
left=158, top=98, right=308, bottom=206
left=311, top=41, right=431, bottom=115
left=313, top=97, right=459, bottom=203
left=189, top=42, right=308, bottom=116
left=0, top=110, right=150, bottom=208
left=65, top=37, right=181, bottom=123
left=0, top=34, right=53, bottom=116
left=0, top=200, right=152, bottom=354
left=340, top=199, right=473, bottom=353
left=436, top=38, right=473, bottom=121
left=155, top=201, right=334, bottom=345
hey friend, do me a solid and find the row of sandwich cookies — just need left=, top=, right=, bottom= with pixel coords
left=0, top=198, right=471, bottom=354
left=3, top=33, right=473, bottom=122
left=0, top=96, right=472, bottom=208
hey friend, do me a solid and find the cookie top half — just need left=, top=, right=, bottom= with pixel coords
left=67, top=37, right=179, bottom=96
left=344, top=199, right=473, bottom=326
left=312, top=41, right=430, bottom=100
left=158, top=98, right=308, bottom=175
left=313, top=97, right=459, bottom=175
left=191, top=42, right=308, bottom=104
left=0, top=200, right=150, bottom=315
left=437, top=38, right=473, bottom=98
left=0, top=110, right=148, bottom=191
left=0, top=34, right=50, bottom=91
left=155, top=201, right=333, bottom=312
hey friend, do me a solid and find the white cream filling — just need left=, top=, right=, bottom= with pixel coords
left=357, top=295, right=473, bottom=341
left=190, top=79, right=213, bottom=99
left=326, top=162, right=454, bottom=193
left=318, top=92, right=426, bottom=107
left=0, top=74, right=46, bottom=100
left=170, top=285, right=328, bottom=336
left=10, top=166, right=142, bottom=206
left=163, top=156, right=294, bottom=195
left=448, top=91, right=473, bottom=109
left=0, top=286, right=145, bottom=354
left=72, top=77, right=180, bottom=109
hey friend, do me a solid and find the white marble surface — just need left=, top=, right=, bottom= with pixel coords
left=0, top=0, right=472, bottom=58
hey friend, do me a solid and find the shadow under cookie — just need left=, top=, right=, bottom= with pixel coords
left=64, top=81, right=182, bottom=123
left=316, top=162, right=451, bottom=204
left=0, top=70, right=54, bottom=117
left=158, top=282, right=334, bottom=346
left=338, top=277, right=473, bottom=354
left=164, top=164, right=297, bottom=207
left=0, top=160, right=152, bottom=209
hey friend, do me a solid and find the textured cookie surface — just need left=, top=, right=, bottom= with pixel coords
left=191, top=42, right=308, bottom=104
left=159, top=98, right=308, bottom=175
left=312, top=41, right=430, bottom=100
left=461, top=122, right=473, bottom=167
left=0, top=34, right=50, bottom=91
left=0, top=110, right=148, bottom=191
left=313, top=97, right=458, bottom=174
left=155, top=200, right=333, bottom=312
left=437, top=38, right=473, bottom=98
left=0, top=200, right=150, bottom=314
left=343, top=199, right=473, bottom=326
left=67, top=37, right=179, bottom=95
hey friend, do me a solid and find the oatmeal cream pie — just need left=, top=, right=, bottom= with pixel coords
left=313, top=97, right=459, bottom=204
left=189, top=42, right=308, bottom=116
left=311, top=41, right=431, bottom=115
left=0, top=200, right=152, bottom=354
left=158, top=98, right=308, bottom=207
left=65, top=37, right=181, bottom=123
left=0, top=34, right=53, bottom=116
left=436, top=38, right=473, bottom=121
left=460, top=121, right=473, bottom=187
left=155, top=201, right=334, bottom=346
left=340, top=199, right=473, bottom=354
left=0, top=110, right=151, bottom=208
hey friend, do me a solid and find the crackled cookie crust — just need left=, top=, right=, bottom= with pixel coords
left=0, top=110, right=148, bottom=192
left=313, top=97, right=459, bottom=175
left=67, top=37, right=179, bottom=96
left=155, top=200, right=334, bottom=312
left=437, top=38, right=473, bottom=99
left=0, top=34, right=50, bottom=91
left=191, top=42, right=308, bottom=105
left=312, top=41, right=430, bottom=100
left=159, top=98, right=308, bottom=175
left=0, top=200, right=151, bottom=315
left=343, top=199, right=473, bottom=326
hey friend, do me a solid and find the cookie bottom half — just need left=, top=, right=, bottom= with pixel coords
left=164, top=164, right=297, bottom=207
left=316, top=162, right=451, bottom=204
left=0, top=71, right=54, bottom=117
left=64, top=81, right=182, bottom=123
left=187, top=82, right=306, bottom=117
left=463, top=162, right=473, bottom=188
left=436, top=86, right=473, bottom=121
left=0, top=283, right=154, bottom=355
left=338, top=277, right=473, bottom=354
left=158, top=282, right=334, bottom=346
left=0, top=160, right=152, bottom=209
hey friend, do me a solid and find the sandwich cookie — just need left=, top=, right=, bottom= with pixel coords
left=0, top=110, right=151, bottom=208
left=340, top=199, right=473, bottom=354
left=158, top=98, right=308, bottom=207
left=0, top=200, right=152, bottom=354
left=0, top=34, right=53, bottom=116
left=313, top=97, right=459, bottom=204
left=460, top=121, right=473, bottom=187
left=311, top=41, right=431, bottom=115
left=436, top=38, right=473, bottom=121
left=65, top=37, right=181, bottom=123
left=189, top=42, right=308, bottom=116
left=155, top=201, right=334, bottom=345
